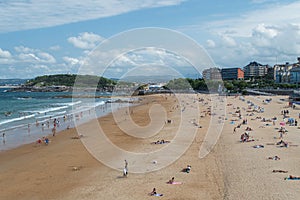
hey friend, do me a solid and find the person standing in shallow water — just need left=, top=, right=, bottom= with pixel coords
left=2, top=132, right=5, bottom=144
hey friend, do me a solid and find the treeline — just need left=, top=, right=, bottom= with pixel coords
left=25, top=74, right=116, bottom=89
left=164, top=78, right=299, bottom=93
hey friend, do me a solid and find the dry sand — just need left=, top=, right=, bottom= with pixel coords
left=0, top=94, right=300, bottom=200
left=220, top=95, right=300, bottom=200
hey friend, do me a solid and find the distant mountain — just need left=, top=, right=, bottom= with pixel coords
left=0, top=79, right=28, bottom=86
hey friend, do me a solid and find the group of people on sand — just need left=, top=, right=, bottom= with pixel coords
left=121, top=158, right=191, bottom=196
left=149, top=165, right=191, bottom=196
left=121, top=158, right=192, bottom=196
left=36, top=136, right=50, bottom=146
left=237, top=97, right=300, bottom=180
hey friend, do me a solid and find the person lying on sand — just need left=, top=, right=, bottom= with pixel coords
left=71, top=134, right=84, bottom=139
left=285, top=175, right=300, bottom=180
left=268, top=156, right=280, bottom=160
left=273, top=170, right=288, bottom=173
left=152, top=140, right=170, bottom=144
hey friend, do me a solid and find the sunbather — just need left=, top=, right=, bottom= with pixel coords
left=268, top=156, right=280, bottom=160
left=273, top=170, right=288, bottom=173
left=150, top=188, right=163, bottom=196
left=285, top=175, right=300, bottom=180
left=168, top=177, right=175, bottom=184
left=150, top=188, right=157, bottom=196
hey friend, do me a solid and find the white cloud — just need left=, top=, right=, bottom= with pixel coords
left=220, top=34, right=237, bottom=47
left=0, top=0, right=187, bottom=33
left=68, top=32, right=104, bottom=49
left=98, top=47, right=192, bottom=78
left=0, top=48, right=13, bottom=64
left=253, top=23, right=278, bottom=38
left=0, top=48, right=12, bottom=58
left=18, top=52, right=56, bottom=64
left=14, top=46, right=32, bottom=53
left=206, top=39, right=216, bottom=48
left=178, top=1, right=300, bottom=67
left=14, top=46, right=56, bottom=64
left=63, top=56, right=84, bottom=66
left=37, top=52, right=56, bottom=63
left=204, top=1, right=300, bottom=37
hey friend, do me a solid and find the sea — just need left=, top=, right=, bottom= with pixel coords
left=0, top=88, right=134, bottom=151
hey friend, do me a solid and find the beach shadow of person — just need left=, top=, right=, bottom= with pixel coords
left=116, top=175, right=127, bottom=179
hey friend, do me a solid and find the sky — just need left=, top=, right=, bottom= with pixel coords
left=1, top=0, right=300, bottom=79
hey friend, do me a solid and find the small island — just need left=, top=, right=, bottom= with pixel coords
left=9, top=74, right=117, bottom=92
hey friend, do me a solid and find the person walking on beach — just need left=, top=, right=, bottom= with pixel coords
left=27, top=123, right=30, bottom=134
left=2, top=132, right=5, bottom=144
left=52, top=127, right=56, bottom=136
left=122, top=159, right=128, bottom=177
left=124, top=159, right=128, bottom=170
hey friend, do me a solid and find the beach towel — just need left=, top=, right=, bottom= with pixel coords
left=152, top=193, right=163, bottom=196
left=171, top=182, right=182, bottom=185
left=285, top=177, right=300, bottom=180
left=253, top=145, right=264, bottom=148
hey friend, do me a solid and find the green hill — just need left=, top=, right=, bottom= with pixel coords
left=25, top=74, right=116, bottom=89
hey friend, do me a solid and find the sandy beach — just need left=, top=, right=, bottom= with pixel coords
left=1, top=93, right=300, bottom=200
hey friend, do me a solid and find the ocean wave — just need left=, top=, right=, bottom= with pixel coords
left=52, top=101, right=82, bottom=106
left=17, top=97, right=33, bottom=100
left=0, top=114, right=35, bottom=126
left=24, top=106, right=68, bottom=114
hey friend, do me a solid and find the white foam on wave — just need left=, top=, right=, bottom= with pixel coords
left=0, top=114, right=35, bottom=126
left=52, top=101, right=82, bottom=106
left=17, top=97, right=33, bottom=100
left=24, top=106, right=68, bottom=114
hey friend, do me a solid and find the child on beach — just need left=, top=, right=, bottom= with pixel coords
left=44, top=137, right=49, bottom=145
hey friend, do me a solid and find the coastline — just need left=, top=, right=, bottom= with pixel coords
left=2, top=93, right=300, bottom=199
left=0, top=93, right=225, bottom=200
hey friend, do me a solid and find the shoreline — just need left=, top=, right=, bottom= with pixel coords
left=0, top=93, right=225, bottom=200
left=0, top=98, right=139, bottom=152
left=2, top=93, right=299, bottom=199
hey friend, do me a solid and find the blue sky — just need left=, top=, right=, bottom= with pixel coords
left=0, top=0, right=300, bottom=79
